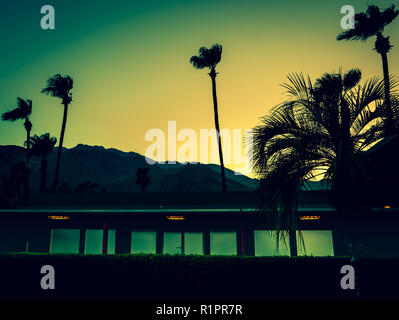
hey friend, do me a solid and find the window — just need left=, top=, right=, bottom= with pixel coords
left=131, top=230, right=156, bottom=254
left=210, top=231, right=237, bottom=255
left=50, top=229, right=80, bottom=254
left=184, top=232, right=203, bottom=255
left=85, top=229, right=103, bottom=254
left=84, top=229, right=116, bottom=255
left=254, top=230, right=290, bottom=256
left=107, top=230, right=116, bottom=254
left=163, top=232, right=182, bottom=254
left=163, top=232, right=204, bottom=255
left=297, top=230, right=334, bottom=256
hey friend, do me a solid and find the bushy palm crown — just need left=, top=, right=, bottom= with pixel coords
left=2, top=98, right=32, bottom=122
left=252, top=69, right=398, bottom=236
left=29, top=133, right=57, bottom=157
left=190, top=44, right=222, bottom=69
left=41, top=74, right=73, bottom=104
left=337, top=5, right=398, bottom=53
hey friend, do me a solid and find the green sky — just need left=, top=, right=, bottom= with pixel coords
left=0, top=0, right=398, bottom=173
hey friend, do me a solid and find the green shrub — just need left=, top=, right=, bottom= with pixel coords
left=0, top=254, right=396, bottom=299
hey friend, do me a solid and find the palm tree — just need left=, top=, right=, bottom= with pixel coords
left=190, top=44, right=227, bottom=192
left=29, top=133, right=57, bottom=193
left=41, top=74, right=74, bottom=192
left=252, top=69, right=398, bottom=256
left=2, top=98, right=33, bottom=204
left=337, top=5, right=399, bottom=135
left=135, top=168, right=151, bottom=192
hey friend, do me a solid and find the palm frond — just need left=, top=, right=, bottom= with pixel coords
left=189, top=56, right=207, bottom=69
left=190, top=43, right=222, bottom=70
left=2, top=98, right=32, bottom=121
left=343, top=68, right=362, bottom=91
left=29, top=133, right=57, bottom=157
left=252, top=68, right=395, bottom=238
left=2, top=108, right=24, bottom=121
left=337, top=5, right=399, bottom=41
left=379, top=5, right=399, bottom=28
left=41, top=74, right=73, bottom=103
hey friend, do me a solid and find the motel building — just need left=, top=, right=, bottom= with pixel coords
left=1, top=189, right=399, bottom=257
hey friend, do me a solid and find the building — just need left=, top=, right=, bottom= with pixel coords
left=1, top=189, right=395, bottom=257
left=1, top=136, right=399, bottom=257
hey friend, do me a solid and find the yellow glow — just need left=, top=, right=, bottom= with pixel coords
left=2, top=1, right=398, bottom=180
left=384, top=206, right=391, bottom=209
left=299, top=216, right=321, bottom=221
left=48, top=216, right=71, bottom=221
left=167, top=216, right=186, bottom=221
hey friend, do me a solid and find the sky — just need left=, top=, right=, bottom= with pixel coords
left=0, top=0, right=398, bottom=175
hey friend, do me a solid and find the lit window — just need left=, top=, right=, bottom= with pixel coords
left=184, top=232, right=203, bottom=255
left=254, top=230, right=290, bottom=256
left=50, top=229, right=80, bottom=254
left=297, top=230, right=334, bottom=256
left=131, top=231, right=156, bottom=254
left=85, top=229, right=103, bottom=254
left=84, top=229, right=116, bottom=255
left=210, top=231, right=237, bottom=256
left=107, top=230, right=116, bottom=254
left=163, top=232, right=182, bottom=254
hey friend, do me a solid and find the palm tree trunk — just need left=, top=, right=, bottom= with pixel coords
left=332, top=209, right=351, bottom=256
left=23, top=120, right=31, bottom=206
left=209, top=67, right=227, bottom=192
left=289, top=230, right=298, bottom=256
left=40, top=156, right=48, bottom=193
left=26, top=126, right=31, bottom=168
left=380, top=51, right=395, bottom=134
left=52, top=103, right=69, bottom=192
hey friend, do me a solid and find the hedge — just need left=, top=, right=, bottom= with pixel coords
left=0, top=254, right=397, bottom=299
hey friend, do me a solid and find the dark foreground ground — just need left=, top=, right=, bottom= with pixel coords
left=0, top=254, right=397, bottom=300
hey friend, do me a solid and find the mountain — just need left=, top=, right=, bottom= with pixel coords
left=0, top=144, right=257, bottom=193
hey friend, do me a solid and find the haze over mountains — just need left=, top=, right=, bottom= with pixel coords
left=0, top=144, right=258, bottom=193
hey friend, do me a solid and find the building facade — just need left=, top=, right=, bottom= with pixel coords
left=1, top=191, right=397, bottom=257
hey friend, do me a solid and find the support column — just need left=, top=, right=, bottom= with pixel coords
left=115, top=227, right=131, bottom=254
left=79, top=228, right=85, bottom=254
left=204, top=230, right=210, bottom=255
left=156, top=230, right=163, bottom=254
left=289, top=230, right=298, bottom=257
left=239, top=224, right=245, bottom=256
left=102, top=220, right=108, bottom=255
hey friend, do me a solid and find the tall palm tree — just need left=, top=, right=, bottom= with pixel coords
left=337, top=5, right=399, bottom=135
left=2, top=98, right=33, bottom=204
left=41, top=74, right=73, bottom=192
left=29, top=133, right=57, bottom=193
left=252, top=69, right=398, bottom=256
left=190, top=44, right=227, bottom=192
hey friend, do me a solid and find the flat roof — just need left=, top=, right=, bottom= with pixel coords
left=24, top=191, right=332, bottom=209
left=0, top=207, right=336, bottom=214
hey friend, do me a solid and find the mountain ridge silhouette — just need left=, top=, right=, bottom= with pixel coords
left=0, top=144, right=257, bottom=193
